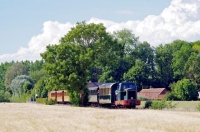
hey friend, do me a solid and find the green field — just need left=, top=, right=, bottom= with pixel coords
left=138, top=101, right=200, bottom=111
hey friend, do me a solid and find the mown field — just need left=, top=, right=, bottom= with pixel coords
left=0, top=103, right=200, bottom=132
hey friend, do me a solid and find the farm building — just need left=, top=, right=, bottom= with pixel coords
left=138, top=88, right=167, bottom=99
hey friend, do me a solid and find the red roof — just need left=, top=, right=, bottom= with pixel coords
left=139, top=88, right=166, bottom=94
left=138, top=88, right=167, bottom=99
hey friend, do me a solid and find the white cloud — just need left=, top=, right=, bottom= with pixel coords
left=1, top=0, right=200, bottom=63
left=0, top=21, right=73, bottom=63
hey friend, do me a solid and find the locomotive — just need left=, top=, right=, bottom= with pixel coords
left=48, top=82, right=140, bottom=108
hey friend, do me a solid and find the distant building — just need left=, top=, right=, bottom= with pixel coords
left=138, top=88, right=167, bottom=100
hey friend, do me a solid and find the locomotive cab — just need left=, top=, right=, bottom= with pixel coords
left=115, top=82, right=140, bottom=108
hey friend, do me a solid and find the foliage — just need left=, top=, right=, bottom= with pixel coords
left=0, top=62, right=14, bottom=92
left=10, top=75, right=33, bottom=98
left=0, top=91, right=10, bottom=102
left=155, top=44, right=174, bottom=89
left=171, top=79, right=198, bottom=101
left=138, top=96, right=149, bottom=101
left=34, top=76, right=48, bottom=98
left=5, top=62, right=28, bottom=89
left=11, top=93, right=31, bottom=102
left=164, top=92, right=179, bottom=101
left=184, top=52, right=200, bottom=84
left=30, top=69, right=46, bottom=83
left=123, top=59, right=149, bottom=91
left=36, top=98, right=46, bottom=104
left=172, top=42, right=192, bottom=80
left=68, top=91, right=80, bottom=106
left=150, top=100, right=177, bottom=110
left=45, top=98, right=56, bottom=105
left=144, top=100, right=152, bottom=108
left=41, top=22, right=116, bottom=106
left=23, top=81, right=33, bottom=94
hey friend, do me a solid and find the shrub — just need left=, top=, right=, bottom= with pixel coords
left=144, top=100, right=152, bottom=108
left=11, top=93, right=30, bottom=103
left=151, top=100, right=167, bottom=110
left=0, top=94, right=10, bottom=102
left=36, top=98, right=46, bottom=104
left=138, top=96, right=148, bottom=101
left=45, top=99, right=56, bottom=105
left=69, top=91, right=80, bottom=106
left=164, top=92, right=179, bottom=101
left=150, top=100, right=177, bottom=110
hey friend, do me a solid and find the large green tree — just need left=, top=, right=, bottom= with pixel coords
left=41, top=22, right=114, bottom=106
left=155, top=44, right=174, bottom=88
left=100, top=29, right=140, bottom=82
left=172, top=41, right=192, bottom=81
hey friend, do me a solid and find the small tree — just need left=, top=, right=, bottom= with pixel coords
left=10, top=75, right=33, bottom=98
left=172, top=79, right=198, bottom=101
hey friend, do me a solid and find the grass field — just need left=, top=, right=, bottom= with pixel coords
left=0, top=103, right=200, bottom=132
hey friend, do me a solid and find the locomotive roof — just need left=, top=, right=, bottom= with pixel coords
left=98, top=83, right=117, bottom=88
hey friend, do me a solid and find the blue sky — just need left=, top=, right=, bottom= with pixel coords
left=0, top=0, right=200, bottom=63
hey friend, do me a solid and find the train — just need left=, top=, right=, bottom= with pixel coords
left=48, top=82, right=141, bottom=108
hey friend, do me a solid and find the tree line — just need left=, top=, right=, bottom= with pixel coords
left=0, top=21, right=199, bottom=105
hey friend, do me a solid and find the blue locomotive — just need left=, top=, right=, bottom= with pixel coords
left=88, top=82, right=140, bottom=108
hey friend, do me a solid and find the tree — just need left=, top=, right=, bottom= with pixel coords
left=5, top=62, right=28, bottom=89
left=41, top=43, right=92, bottom=106
left=30, top=69, right=46, bottom=83
left=41, top=22, right=116, bottom=106
left=0, top=62, right=14, bottom=92
left=123, top=59, right=149, bottom=91
left=10, top=75, right=33, bottom=97
left=103, top=29, right=140, bottom=82
left=184, top=52, right=200, bottom=84
left=155, top=44, right=174, bottom=88
left=34, top=76, right=48, bottom=98
left=171, top=79, right=198, bottom=101
left=172, top=41, right=192, bottom=81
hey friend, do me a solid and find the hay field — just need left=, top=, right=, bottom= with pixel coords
left=0, top=103, right=200, bottom=132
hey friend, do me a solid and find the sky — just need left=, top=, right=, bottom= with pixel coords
left=0, top=0, right=200, bottom=63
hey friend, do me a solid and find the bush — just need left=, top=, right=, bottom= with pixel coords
left=151, top=100, right=167, bottom=110
left=36, top=98, right=46, bottom=104
left=150, top=100, right=177, bottom=110
left=144, top=100, right=152, bottom=108
left=138, top=96, right=148, bottom=101
left=45, top=98, right=56, bottom=105
left=0, top=94, right=10, bottom=102
left=69, top=91, right=80, bottom=106
left=11, top=93, right=30, bottom=103
left=164, top=92, right=179, bottom=101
